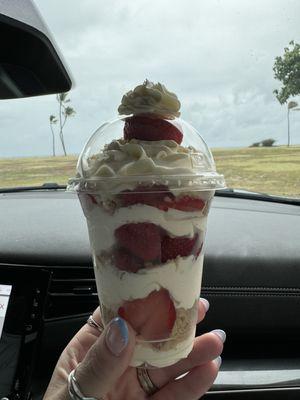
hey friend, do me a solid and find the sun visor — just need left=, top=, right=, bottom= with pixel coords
left=0, top=0, right=72, bottom=99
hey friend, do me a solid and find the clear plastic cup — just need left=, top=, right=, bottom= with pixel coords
left=69, top=116, right=225, bottom=368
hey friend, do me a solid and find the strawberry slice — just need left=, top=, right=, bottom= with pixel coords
left=170, top=196, right=205, bottom=212
left=124, top=115, right=183, bottom=144
left=119, top=188, right=205, bottom=213
left=161, top=234, right=200, bottom=263
left=119, top=184, right=174, bottom=210
left=115, top=223, right=161, bottom=262
left=118, top=289, right=176, bottom=340
left=114, top=248, right=143, bottom=273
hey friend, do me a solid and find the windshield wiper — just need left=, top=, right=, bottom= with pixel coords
left=216, top=188, right=300, bottom=206
left=0, top=182, right=67, bottom=193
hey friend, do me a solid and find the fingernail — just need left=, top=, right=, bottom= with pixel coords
left=214, top=356, right=222, bottom=368
left=200, top=297, right=210, bottom=312
left=105, top=317, right=129, bottom=356
left=211, top=329, right=226, bottom=343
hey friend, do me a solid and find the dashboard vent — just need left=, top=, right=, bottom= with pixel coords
left=45, top=267, right=99, bottom=320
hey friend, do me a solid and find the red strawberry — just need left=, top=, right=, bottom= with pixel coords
left=119, top=184, right=174, bottom=210
left=171, top=196, right=205, bottom=212
left=115, top=223, right=161, bottom=261
left=114, top=248, right=143, bottom=273
left=118, top=289, right=176, bottom=340
left=120, top=189, right=205, bottom=213
left=161, top=234, right=199, bottom=263
left=124, top=116, right=183, bottom=144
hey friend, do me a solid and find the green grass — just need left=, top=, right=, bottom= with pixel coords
left=0, top=156, right=78, bottom=187
left=1, top=146, right=300, bottom=198
left=212, top=146, right=300, bottom=197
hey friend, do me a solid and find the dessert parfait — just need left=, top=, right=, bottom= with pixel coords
left=69, top=80, right=225, bottom=368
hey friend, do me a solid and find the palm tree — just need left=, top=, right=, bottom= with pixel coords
left=64, top=106, right=76, bottom=119
left=287, top=101, right=298, bottom=146
left=49, top=115, right=58, bottom=156
left=56, top=93, right=76, bottom=156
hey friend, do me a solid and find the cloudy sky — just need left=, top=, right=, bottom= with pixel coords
left=1, top=0, right=300, bottom=157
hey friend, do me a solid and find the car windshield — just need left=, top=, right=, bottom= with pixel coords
left=1, top=0, right=300, bottom=199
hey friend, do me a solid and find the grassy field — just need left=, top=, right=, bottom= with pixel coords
left=0, top=146, right=300, bottom=198
left=212, top=146, right=300, bottom=197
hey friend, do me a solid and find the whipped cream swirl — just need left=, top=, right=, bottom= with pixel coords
left=118, top=80, right=181, bottom=118
left=85, top=139, right=197, bottom=178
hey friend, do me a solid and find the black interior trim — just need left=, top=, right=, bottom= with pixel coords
left=204, top=387, right=300, bottom=399
left=0, top=13, right=71, bottom=98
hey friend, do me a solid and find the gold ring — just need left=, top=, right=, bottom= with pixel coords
left=137, top=367, right=158, bottom=396
left=87, top=315, right=104, bottom=333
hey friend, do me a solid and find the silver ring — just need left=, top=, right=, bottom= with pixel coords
left=68, top=368, right=103, bottom=400
left=137, top=367, right=158, bottom=396
left=87, top=315, right=104, bottom=333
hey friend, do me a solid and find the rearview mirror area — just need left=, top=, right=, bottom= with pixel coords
left=0, top=2, right=72, bottom=99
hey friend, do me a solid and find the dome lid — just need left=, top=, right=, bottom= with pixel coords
left=69, top=81, right=226, bottom=193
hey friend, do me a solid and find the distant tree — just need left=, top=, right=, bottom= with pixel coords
left=273, top=41, right=300, bottom=104
left=49, top=115, right=57, bottom=156
left=261, top=138, right=276, bottom=147
left=56, top=93, right=76, bottom=156
left=273, top=41, right=300, bottom=146
left=49, top=93, right=76, bottom=156
left=250, top=141, right=261, bottom=147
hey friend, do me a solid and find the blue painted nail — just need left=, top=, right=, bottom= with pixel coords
left=105, top=317, right=129, bottom=356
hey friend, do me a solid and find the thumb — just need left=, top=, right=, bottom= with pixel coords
left=74, top=317, right=135, bottom=398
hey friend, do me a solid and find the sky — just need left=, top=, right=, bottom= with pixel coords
left=1, top=0, right=300, bottom=157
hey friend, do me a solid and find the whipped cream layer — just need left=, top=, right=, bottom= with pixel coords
left=118, top=79, right=181, bottom=118
left=94, top=254, right=204, bottom=310
left=86, top=204, right=207, bottom=253
left=84, top=139, right=200, bottom=179
left=131, top=330, right=195, bottom=368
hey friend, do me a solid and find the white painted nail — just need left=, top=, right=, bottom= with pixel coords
left=211, top=329, right=226, bottom=343
left=214, top=356, right=222, bottom=368
left=200, top=297, right=210, bottom=312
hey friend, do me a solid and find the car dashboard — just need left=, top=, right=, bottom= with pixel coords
left=0, top=190, right=300, bottom=399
